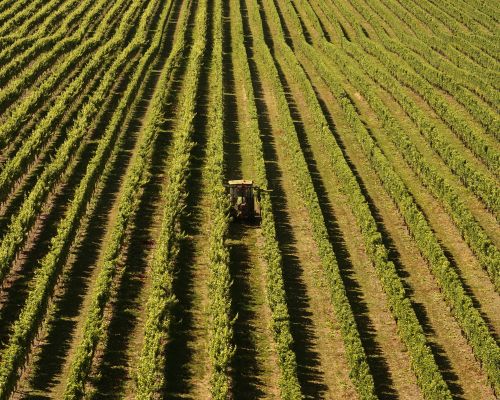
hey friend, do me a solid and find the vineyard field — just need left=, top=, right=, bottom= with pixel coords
left=0, top=0, right=498, bottom=399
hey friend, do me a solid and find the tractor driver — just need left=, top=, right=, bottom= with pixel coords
left=236, top=187, right=247, bottom=215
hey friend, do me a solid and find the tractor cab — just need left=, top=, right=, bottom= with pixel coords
left=227, top=180, right=262, bottom=220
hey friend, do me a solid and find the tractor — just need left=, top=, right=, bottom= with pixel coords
left=226, top=180, right=264, bottom=221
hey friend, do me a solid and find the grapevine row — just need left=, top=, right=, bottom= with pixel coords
left=248, top=0, right=381, bottom=397
left=206, top=0, right=235, bottom=397
left=357, top=0, right=499, bottom=112
left=0, top=0, right=65, bottom=39
left=12, top=0, right=83, bottom=38
left=297, top=1, right=500, bottom=388
left=325, top=39, right=500, bottom=289
left=377, top=0, right=500, bottom=87
left=60, top=0, right=177, bottom=396
left=306, top=38, right=500, bottom=397
left=0, top=0, right=172, bottom=396
left=0, top=1, right=146, bottom=285
left=393, top=0, right=499, bottom=73
left=313, top=1, right=500, bottom=273
left=344, top=41, right=499, bottom=216
left=0, top=0, right=46, bottom=34
left=0, top=0, right=21, bottom=14
left=456, top=0, right=498, bottom=23
left=0, top=0, right=127, bottom=144
left=411, top=0, right=495, bottom=49
left=336, top=4, right=500, bottom=176
left=0, top=0, right=104, bottom=84
left=134, top=0, right=206, bottom=396
left=345, top=0, right=499, bottom=138
left=300, top=0, right=500, bottom=280
left=430, top=0, right=496, bottom=34
left=268, top=1, right=454, bottom=398
left=231, top=0, right=302, bottom=396
left=0, top=0, right=135, bottom=205
left=312, top=4, right=500, bottom=217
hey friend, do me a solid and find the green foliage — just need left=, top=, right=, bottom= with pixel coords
left=272, top=1, right=459, bottom=398
left=249, top=1, right=379, bottom=398
left=304, top=43, right=456, bottom=400
left=360, top=38, right=499, bottom=174
left=230, top=1, right=302, bottom=398
left=0, top=1, right=147, bottom=286
left=303, top=0, right=500, bottom=394
left=323, top=6, right=500, bottom=216
left=206, top=1, right=235, bottom=397
left=60, top=1, right=177, bottom=397
left=307, top=40, right=499, bottom=397
left=0, top=0, right=47, bottom=36
left=0, top=1, right=173, bottom=398
left=320, top=39, right=500, bottom=290
left=135, top=0, right=207, bottom=397
left=346, top=0, right=499, bottom=138
left=0, top=0, right=125, bottom=147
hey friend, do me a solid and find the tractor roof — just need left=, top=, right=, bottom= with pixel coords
left=228, top=179, right=254, bottom=185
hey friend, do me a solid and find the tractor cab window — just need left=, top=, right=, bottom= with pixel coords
left=233, top=186, right=248, bottom=197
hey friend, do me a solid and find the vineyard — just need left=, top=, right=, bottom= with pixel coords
left=0, top=0, right=498, bottom=398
